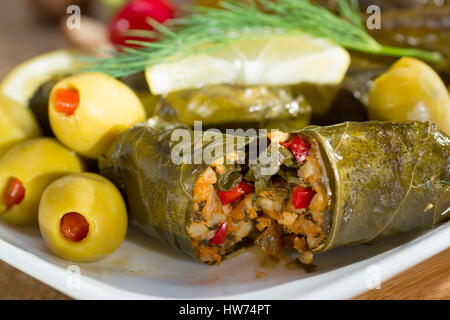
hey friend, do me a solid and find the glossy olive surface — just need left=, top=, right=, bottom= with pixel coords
left=368, top=57, right=450, bottom=135
left=39, top=172, right=128, bottom=262
left=0, top=138, right=83, bottom=225
left=0, top=94, right=41, bottom=158
left=49, top=72, right=146, bottom=158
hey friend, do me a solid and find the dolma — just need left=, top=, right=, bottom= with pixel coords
left=153, top=85, right=312, bottom=131
left=99, top=119, right=449, bottom=264
left=368, top=5, right=450, bottom=74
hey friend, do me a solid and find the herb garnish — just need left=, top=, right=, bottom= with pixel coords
left=84, top=0, right=444, bottom=77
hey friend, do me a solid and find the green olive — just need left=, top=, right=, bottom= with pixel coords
left=0, top=138, right=84, bottom=225
left=368, top=57, right=450, bottom=136
left=38, top=172, right=127, bottom=262
left=49, top=72, right=146, bottom=158
left=0, top=94, right=41, bottom=158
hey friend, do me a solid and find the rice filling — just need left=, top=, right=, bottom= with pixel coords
left=188, top=132, right=331, bottom=265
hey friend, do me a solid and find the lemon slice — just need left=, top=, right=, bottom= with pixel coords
left=0, top=50, right=81, bottom=106
left=146, top=34, right=351, bottom=95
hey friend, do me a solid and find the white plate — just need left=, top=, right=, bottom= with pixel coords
left=0, top=219, right=449, bottom=300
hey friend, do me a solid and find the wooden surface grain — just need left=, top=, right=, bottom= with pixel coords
left=355, top=248, right=450, bottom=300
left=0, top=0, right=449, bottom=300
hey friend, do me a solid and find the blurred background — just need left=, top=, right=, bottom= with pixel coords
left=0, top=0, right=195, bottom=77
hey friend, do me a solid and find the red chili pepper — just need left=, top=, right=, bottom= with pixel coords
left=109, top=0, right=175, bottom=49
left=3, top=177, right=26, bottom=207
left=281, top=135, right=310, bottom=164
left=217, top=182, right=254, bottom=205
left=210, top=222, right=228, bottom=245
left=291, top=186, right=316, bottom=210
left=55, top=88, right=79, bottom=116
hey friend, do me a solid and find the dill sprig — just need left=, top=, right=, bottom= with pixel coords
left=84, top=0, right=444, bottom=78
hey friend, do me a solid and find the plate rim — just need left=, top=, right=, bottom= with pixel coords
left=1, top=223, right=449, bottom=300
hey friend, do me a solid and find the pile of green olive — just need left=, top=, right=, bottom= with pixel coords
left=0, top=72, right=146, bottom=262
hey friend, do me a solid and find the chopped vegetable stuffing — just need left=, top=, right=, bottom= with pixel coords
left=281, top=135, right=310, bottom=164
left=291, top=187, right=316, bottom=210
left=210, top=222, right=229, bottom=245
left=189, top=134, right=329, bottom=264
left=217, top=182, right=255, bottom=205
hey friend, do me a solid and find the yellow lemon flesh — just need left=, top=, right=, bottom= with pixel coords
left=0, top=50, right=80, bottom=106
left=146, top=34, right=351, bottom=95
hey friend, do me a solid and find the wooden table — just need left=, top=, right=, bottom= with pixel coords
left=355, top=248, right=450, bottom=300
left=0, top=0, right=449, bottom=300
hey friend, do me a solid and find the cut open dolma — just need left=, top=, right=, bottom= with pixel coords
left=99, top=119, right=450, bottom=265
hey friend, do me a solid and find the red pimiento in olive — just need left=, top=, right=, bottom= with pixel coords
left=217, top=182, right=254, bottom=205
left=3, top=177, right=26, bottom=208
left=109, top=0, right=175, bottom=48
left=210, top=222, right=228, bottom=245
left=60, top=212, right=90, bottom=242
left=55, top=88, right=79, bottom=116
left=291, top=186, right=316, bottom=210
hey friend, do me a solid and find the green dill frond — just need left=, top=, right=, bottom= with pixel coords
left=84, top=0, right=444, bottom=78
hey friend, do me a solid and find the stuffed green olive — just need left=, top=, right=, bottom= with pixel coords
left=39, top=173, right=127, bottom=262
left=49, top=72, right=146, bottom=158
left=368, top=58, right=450, bottom=136
left=0, top=94, right=41, bottom=158
left=0, top=138, right=84, bottom=225
left=100, top=119, right=449, bottom=265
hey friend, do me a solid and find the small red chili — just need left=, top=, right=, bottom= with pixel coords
left=217, top=182, right=254, bottom=205
left=291, top=186, right=316, bottom=210
left=281, top=135, right=310, bottom=164
left=210, top=222, right=229, bottom=245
